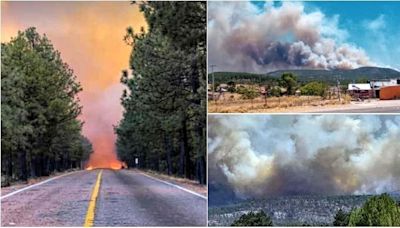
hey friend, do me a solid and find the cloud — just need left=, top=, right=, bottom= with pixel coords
left=364, top=14, right=386, bottom=31
left=208, top=1, right=375, bottom=72
left=209, top=115, right=400, bottom=199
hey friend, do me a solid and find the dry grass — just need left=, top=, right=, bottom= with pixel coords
left=208, top=93, right=351, bottom=113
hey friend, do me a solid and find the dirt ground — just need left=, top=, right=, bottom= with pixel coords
left=208, top=93, right=351, bottom=113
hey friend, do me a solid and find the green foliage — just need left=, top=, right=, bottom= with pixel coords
left=300, top=81, right=328, bottom=97
left=231, top=210, right=273, bottom=226
left=279, top=73, right=298, bottom=95
left=269, top=87, right=282, bottom=97
left=116, top=2, right=206, bottom=184
left=1, top=27, right=92, bottom=184
left=333, top=209, right=350, bottom=226
left=348, top=193, right=400, bottom=226
left=207, top=72, right=276, bottom=85
left=227, top=81, right=236, bottom=93
left=356, top=77, right=369, bottom=83
left=236, top=87, right=259, bottom=99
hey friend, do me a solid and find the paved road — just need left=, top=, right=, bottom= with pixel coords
left=310, top=100, right=400, bottom=113
left=316, top=106, right=400, bottom=113
left=1, top=169, right=207, bottom=226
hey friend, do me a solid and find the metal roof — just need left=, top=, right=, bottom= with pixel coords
left=348, top=83, right=371, bottom=90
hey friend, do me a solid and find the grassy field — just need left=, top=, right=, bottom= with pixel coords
left=208, top=93, right=351, bottom=113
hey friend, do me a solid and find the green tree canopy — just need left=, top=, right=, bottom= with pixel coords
left=231, top=210, right=273, bottom=226
left=333, top=209, right=350, bottom=226
left=115, top=2, right=206, bottom=184
left=279, top=73, right=298, bottom=95
left=300, top=81, right=328, bottom=97
left=348, top=194, right=400, bottom=226
left=1, top=27, right=92, bottom=185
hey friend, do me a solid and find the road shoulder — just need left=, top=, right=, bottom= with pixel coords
left=127, top=169, right=207, bottom=197
left=1, top=169, right=81, bottom=197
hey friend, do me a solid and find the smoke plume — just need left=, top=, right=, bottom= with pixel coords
left=208, top=1, right=375, bottom=72
left=2, top=2, right=147, bottom=169
left=208, top=115, right=400, bottom=199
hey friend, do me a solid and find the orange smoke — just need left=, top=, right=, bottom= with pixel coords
left=1, top=2, right=147, bottom=169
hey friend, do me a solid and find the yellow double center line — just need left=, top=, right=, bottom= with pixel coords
left=84, top=170, right=103, bottom=227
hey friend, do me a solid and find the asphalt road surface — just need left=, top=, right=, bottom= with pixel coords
left=316, top=106, right=400, bottom=113
left=1, top=169, right=207, bottom=226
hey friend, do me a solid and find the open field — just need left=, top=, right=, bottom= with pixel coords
left=208, top=93, right=352, bottom=113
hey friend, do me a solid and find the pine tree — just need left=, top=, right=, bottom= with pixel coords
left=115, top=2, right=206, bottom=184
left=1, top=27, right=92, bottom=185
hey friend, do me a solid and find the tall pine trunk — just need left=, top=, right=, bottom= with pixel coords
left=17, top=149, right=28, bottom=181
left=179, top=118, right=190, bottom=179
left=164, top=134, right=173, bottom=175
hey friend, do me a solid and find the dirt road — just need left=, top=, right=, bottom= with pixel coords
left=1, top=169, right=207, bottom=226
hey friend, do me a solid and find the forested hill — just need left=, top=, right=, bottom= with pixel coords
left=208, top=194, right=400, bottom=226
left=210, top=67, right=400, bottom=85
left=115, top=2, right=206, bottom=184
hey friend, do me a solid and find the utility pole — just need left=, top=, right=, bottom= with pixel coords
left=337, top=75, right=341, bottom=102
left=210, top=64, right=217, bottom=102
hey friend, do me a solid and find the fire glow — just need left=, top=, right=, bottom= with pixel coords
left=1, top=1, right=147, bottom=169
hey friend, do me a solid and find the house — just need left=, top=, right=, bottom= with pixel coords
left=380, top=85, right=400, bottom=100
left=217, top=83, right=228, bottom=92
left=370, top=79, right=400, bottom=98
left=348, top=83, right=372, bottom=99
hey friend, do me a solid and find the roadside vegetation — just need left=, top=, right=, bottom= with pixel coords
left=115, top=2, right=206, bottom=184
left=1, top=28, right=93, bottom=186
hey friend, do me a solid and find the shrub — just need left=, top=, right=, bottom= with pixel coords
left=300, top=82, right=328, bottom=97
left=231, top=210, right=273, bottom=226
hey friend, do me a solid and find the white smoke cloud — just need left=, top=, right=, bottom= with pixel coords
left=208, top=115, right=400, bottom=198
left=208, top=1, right=376, bottom=72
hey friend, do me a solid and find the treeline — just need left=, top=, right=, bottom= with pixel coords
left=115, top=2, right=206, bottom=184
left=333, top=193, right=400, bottom=226
left=216, top=73, right=331, bottom=98
left=209, top=72, right=275, bottom=85
left=1, top=28, right=92, bottom=186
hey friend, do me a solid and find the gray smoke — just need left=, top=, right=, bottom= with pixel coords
left=208, top=115, right=400, bottom=198
left=208, top=1, right=375, bottom=72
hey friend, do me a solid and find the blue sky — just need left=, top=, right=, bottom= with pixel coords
left=250, top=1, right=400, bottom=69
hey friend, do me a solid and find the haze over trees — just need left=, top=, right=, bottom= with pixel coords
left=1, top=28, right=93, bottom=186
left=115, top=2, right=206, bottom=184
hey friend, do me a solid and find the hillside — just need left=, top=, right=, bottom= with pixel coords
left=209, top=67, right=400, bottom=85
left=208, top=194, right=400, bottom=226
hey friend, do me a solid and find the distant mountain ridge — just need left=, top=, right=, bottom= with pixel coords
left=210, top=67, right=400, bottom=85
left=266, top=67, right=400, bottom=83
